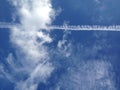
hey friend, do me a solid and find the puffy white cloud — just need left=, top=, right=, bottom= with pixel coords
left=10, top=0, right=55, bottom=29
left=2, top=0, right=56, bottom=90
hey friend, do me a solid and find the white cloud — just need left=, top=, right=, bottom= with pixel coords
left=0, top=0, right=117, bottom=90
left=58, top=60, right=116, bottom=90
left=15, top=62, right=54, bottom=90
left=0, top=63, right=16, bottom=83
left=55, top=32, right=116, bottom=90
left=10, top=0, right=55, bottom=29
left=1, top=0, right=56, bottom=90
left=57, top=31, right=72, bottom=57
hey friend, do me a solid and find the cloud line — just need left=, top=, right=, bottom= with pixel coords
left=0, top=22, right=120, bottom=31
left=50, top=25, right=120, bottom=31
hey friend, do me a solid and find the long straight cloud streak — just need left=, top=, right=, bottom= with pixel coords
left=0, top=22, right=120, bottom=31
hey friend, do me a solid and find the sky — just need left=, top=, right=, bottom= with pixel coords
left=0, top=0, right=120, bottom=90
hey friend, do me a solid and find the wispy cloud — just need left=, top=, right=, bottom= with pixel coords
left=57, top=31, right=72, bottom=57
left=58, top=60, right=115, bottom=90
left=53, top=31, right=116, bottom=90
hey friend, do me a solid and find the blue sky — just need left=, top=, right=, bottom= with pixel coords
left=0, top=0, right=120, bottom=90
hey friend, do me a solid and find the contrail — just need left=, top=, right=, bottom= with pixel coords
left=50, top=25, right=120, bottom=31
left=0, top=22, right=120, bottom=31
left=0, top=22, right=18, bottom=28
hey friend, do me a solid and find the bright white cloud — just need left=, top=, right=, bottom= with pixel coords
left=10, top=0, right=55, bottom=29
left=1, top=0, right=56, bottom=90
